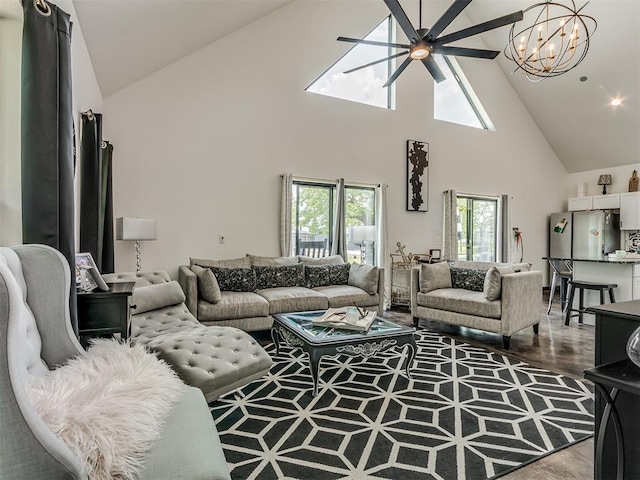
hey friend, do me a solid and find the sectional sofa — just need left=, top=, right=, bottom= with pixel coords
left=178, top=254, right=384, bottom=331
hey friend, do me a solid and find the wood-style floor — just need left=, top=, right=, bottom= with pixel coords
left=384, top=292, right=595, bottom=480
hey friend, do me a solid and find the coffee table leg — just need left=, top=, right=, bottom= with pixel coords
left=309, top=349, right=323, bottom=397
left=405, top=337, right=417, bottom=379
left=270, top=327, right=280, bottom=356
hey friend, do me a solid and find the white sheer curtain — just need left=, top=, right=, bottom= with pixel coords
left=331, top=178, right=347, bottom=260
left=442, top=190, right=458, bottom=261
left=280, top=173, right=293, bottom=257
left=376, top=183, right=390, bottom=310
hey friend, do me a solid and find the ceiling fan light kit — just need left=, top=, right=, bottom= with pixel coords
left=337, top=0, right=523, bottom=87
left=504, top=0, right=597, bottom=81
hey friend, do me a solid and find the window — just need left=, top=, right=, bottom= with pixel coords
left=434, top=55, right=494, bottom=130
left=305, top=17, right=393, bottom=109
left=457, top=195, right=499, bottom=261
left=291, top=180, right=378, bottom=265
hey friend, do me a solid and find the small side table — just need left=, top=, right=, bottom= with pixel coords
left=584, top=359, right=640, bottom=480
left=77, top=282, right=135, bottom=344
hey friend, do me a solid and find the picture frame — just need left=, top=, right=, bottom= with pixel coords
left=75, top=252, right=98, bottom=286
left=429, top=249, right=442, bottom=261
left=406, top=139, right=429, bottom=212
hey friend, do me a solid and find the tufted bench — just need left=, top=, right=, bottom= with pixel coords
left=102, top=271, right=273, bottom=402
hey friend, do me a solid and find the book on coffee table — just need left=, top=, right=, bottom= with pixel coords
left=312, top=306, right=377, bottom=332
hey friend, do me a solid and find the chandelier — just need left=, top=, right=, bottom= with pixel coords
left=505, top=0, right=596, bottom=81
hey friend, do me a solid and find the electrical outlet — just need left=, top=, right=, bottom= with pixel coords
left=219, top=235, right=225, bottom=244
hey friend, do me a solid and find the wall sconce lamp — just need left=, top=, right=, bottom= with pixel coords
left=597, top=175, right=612, bottom=195
left=116, top=217, right=157, bottom=272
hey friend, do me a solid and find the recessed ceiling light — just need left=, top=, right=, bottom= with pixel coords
left=610, top=98, right=622, bottom=106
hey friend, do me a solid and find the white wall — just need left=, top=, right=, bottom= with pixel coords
left=0, top=0, right=102, bottom=247
left=103, top=0, right=568, bottom=279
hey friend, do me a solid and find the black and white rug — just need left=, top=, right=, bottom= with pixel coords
left=210, top=330, right=593, bottom=480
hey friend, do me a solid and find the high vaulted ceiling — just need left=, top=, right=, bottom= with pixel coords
left=6, top=0, right=638, bottom=174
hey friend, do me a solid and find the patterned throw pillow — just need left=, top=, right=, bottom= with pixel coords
left=204, top=266, right=256, bottom=292
left=449, top=266, right=486, bottom=292
left=305, top=264, right=351, bottom=288
left=254, top=264, right=305, bottom=290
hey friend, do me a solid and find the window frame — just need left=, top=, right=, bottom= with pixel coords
left=457, top=194, right=499, bottom=262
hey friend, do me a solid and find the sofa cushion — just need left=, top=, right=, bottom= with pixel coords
left=449, top=266, right=485, bottom=292
left=257, top=287, right=328, bottom=314
left=483, top=263, right=532, bottom=301
left=247, top=254, right=299, bottom=266
left=191, top=265, right=222, bottom=304
left=254, top=264, right=305, bottom=290
left=197, top=292, right=270, bottom=320
left=191, top=256, right=250, bottom=268
left=208, top=267, right=256, bottom=292
left=420, top=261, right=451, bottom=293
left=348, top=263, right=379, bottom=295
left=313, top=285, right=379, bottom=309
left=305, top=263, right=350, bottom=288
left=298, top=254, right=345, bottom=265
left=132, top=281, right=187, bottom=314
left=417, top=288, right=502, bottom=319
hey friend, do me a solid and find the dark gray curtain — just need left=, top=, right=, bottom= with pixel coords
left=21, top=0, right=77, bottom=333
left=79, top=112, right=114, bottom=273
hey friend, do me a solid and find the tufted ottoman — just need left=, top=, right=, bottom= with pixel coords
left=102, top=271, right=273, bottom=402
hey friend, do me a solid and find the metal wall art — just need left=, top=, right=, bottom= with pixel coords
left=406, top=139, right=429, bottom=212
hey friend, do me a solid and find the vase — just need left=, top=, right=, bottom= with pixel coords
left=627, top=326, right=640, bottom=368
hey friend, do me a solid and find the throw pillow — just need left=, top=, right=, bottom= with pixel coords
left=450, top=266, right=485, bottom=292
left=131, top=281, right=186, bottom=314
left=254, top=264, right=305, bottom=290
left=420, top=262, right=452, bottom=293
left=247, top=254, right=299, bottom=267
left=298, top=254, right=345, bottom=265
left=191, top=265, right=222, bottom=304
left=189, top=256, right=250, bottom=268
left=305, top=264, right=351, bottom=288
left=483, top=263, right=533, bottom=301
left=348, top=263, right=379, bottom=295
left=206, top=266, right=256, bottom=292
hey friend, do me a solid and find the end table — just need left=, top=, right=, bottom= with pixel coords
left=77, top=282, right=135, bottom=344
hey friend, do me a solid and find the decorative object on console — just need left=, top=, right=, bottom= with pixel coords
left=407, top=140, right=429, bottom=212
left=429, top=248, right=441, bottom=260
left=505, top=0, right=597, bottom=81
left=337, top=0, right=523, bottom=86
left=629, top=170, right=639, bottom=192
left=597, top=174, right=612, bottom=195
left=116, top=217, right=157, bottom=272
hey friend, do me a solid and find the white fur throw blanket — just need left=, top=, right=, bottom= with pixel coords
left=27, top=339, right=184, bottom=480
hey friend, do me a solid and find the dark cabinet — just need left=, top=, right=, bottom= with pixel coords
left=77, top=282, right=135, bottom=342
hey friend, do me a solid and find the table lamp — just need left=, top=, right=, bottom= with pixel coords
left=598, top=175, right=612, bottom=195
left=350, top=225, right=376, bottom=263
left=116, top=217, right=157, bottom=272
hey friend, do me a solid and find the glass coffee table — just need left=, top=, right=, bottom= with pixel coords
left=271, top=310, right=417, bottom=396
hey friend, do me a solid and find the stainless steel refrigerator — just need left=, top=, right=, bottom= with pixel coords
left=549, top=212, right=573, bottom=258
left=572, top=211, right=620, bottom=259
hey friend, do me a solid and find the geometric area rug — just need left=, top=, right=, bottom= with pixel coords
left=210, top=330, right=594, bottom=480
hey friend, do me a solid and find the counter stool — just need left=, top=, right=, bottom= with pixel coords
left=546, top=260, right=573, bottom=314
left=564, top=280, right=617, bottom=326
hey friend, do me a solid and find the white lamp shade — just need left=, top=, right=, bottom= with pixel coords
left=116, top=217, right=157, bottom=241
left=350, top=225, right=376, bottom=243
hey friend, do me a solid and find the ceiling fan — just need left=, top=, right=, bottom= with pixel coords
left=338, top=0, right=524, bottom=86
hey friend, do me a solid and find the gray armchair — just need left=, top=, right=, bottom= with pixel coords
left=0, top=244, right=230, bottom=479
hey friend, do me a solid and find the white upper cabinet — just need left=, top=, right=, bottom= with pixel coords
left=592, top=193, right=620, bottom=210
left=568, top=196, right=593, bottom=211
left=620, top=192, right=640, bottom=230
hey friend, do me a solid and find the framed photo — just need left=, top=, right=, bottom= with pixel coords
left=75, top=252, right=98, bottom=286
left=406, top=140, right=429, bottom=212
left=429, top=249, right=442, bottom=261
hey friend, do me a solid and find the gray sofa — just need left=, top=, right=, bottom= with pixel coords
left=179, top=254, right=384, bottom=331
left=411, top=260, right=543, bottom=349
left=0, top=244, right=230, bottom=480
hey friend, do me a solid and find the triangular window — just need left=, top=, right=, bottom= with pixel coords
left=434, top=55, right=494, bottom=130
left=306, top=17, right=392, bottom=109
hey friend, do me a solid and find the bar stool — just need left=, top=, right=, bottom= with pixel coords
left=546, top=259, right=573, bottom=314
left=564, top=280, right=617, bottom=326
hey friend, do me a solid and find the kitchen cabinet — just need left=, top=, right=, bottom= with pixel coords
left=592, top=193, right=620, bottom=210
left=620, top=192, right=640, bottom=230
left=568, top=196, right=593, bottom=211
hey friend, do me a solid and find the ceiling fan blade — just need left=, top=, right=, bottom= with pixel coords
left=426, top=0, right=472, bottom=41
left=383, top=0, right=420, bottom=42
left=434, top=46, right=499, bottom=59
left=421, top=56, right=446, bottom=83
left=434, top=10, right=523, bottom=46
left=383, top=56, right=413, bottom=87
left=344, top=51, right=409, bottom=74
left=337, top=36, right=411, bottom=49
